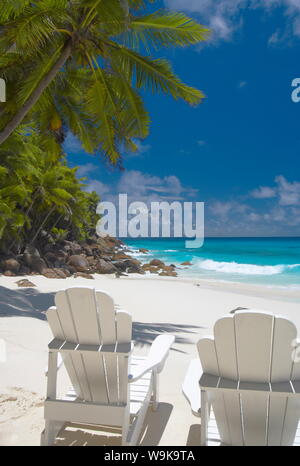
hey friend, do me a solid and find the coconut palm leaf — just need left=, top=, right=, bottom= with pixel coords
left=110, top=46, right=204, bottom=104
left=126, top=10, right=210, bottom=50
left=0, top=0, right=209, bottom=163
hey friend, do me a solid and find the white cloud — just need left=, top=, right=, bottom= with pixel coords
left=209, top=200, right=249, bottom=219
left=209, top=201, right=233, bottom=218
left=293, top=15, right=300, bottom=35
left=133, top=139, right=151, bottom=154
left=250, top=176, right=300, bottom=205
left=276, top=175, right=300, bottom=205
left=164, top=0, right=300, bottom=44
left=63, top=132, right=83, bottom=154
left=248, top=212, right=261, bottom=221
left=117, top=170, right=198, bottom=201
left=76, top=163, right=99, bottom=177
left=206, top=175, right=300, bottom=235
left=250, top=186, right=277, bottom=199
left=197, top=140, right=206, bottom=146
left=268, top=30, right=282, bottom=45
left=84, top=171, right=300, bottom=236
left=179, top=148, right=191, bottom=155
left=210, top=14, right=235, bottom=41
left=85, top=170, right=198, bottom=204
left=263, top=205, right=300, bottom=225
left=165, top=0, right=245, bottom=43
left=86, top=180, right=111, bottom=196
left=238, top=80, right=248, bottom=88
left=125, top=139, right=151, bottom=158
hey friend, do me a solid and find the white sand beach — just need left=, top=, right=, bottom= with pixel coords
left=0, top=274, right=299, bottom=446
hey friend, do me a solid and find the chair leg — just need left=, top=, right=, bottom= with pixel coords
left=40, top=429, right=46, bottom=446
left=122, top=409, right=130, bottom=446
left=152, top=370, right=159, bottom=411
left=43, top=420, right=65, bottom=446
left=201, top=389, right=208, bottom=446
left=44, top=420, right=57, bottom=446
left=127, top=401, right=149, bottom=446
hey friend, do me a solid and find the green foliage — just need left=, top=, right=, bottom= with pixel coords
left=0, top=129, right=100, bottom=252
left=51, top=228, right=69, bottom=242
left=0, top=0, right=209, bottom=163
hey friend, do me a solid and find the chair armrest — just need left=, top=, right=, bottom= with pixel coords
left=182, top=358, right=202, bottom=417
left=44, top=353, right=64, bottom=376
left=128, top=334, right=175, bottom=382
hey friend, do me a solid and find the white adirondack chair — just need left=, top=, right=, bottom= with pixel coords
left=41, top=287, right=174, bottom=446
left=183, top=310, right=300, bottom=446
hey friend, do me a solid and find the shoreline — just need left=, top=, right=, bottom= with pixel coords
left=1, top=269, right=300, bottom=302
left=129, top=272, right=300, bottom=303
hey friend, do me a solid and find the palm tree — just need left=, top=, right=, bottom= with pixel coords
left=0, top=128, right=100, bottom=251
left=0, top=0, right=209, bottom=162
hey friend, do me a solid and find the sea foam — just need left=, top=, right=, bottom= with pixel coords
left=196, top=259, right=300, bottom=276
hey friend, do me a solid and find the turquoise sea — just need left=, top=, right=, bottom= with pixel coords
left=123, top=237, right=300, bottom=288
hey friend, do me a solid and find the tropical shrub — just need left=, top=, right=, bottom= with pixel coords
left=0, top=128, right=100, bottom=253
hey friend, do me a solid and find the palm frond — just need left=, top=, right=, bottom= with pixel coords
left=109, top=70, right=150, bottom=138
left=81, top=0, right=126, bottom=31
left=110, top=45, right=204, bottom=105
left=16, top=44, right=65, bottom=105
left=0, top=0, right=208, bottom=159
left=85, top=54, right=120, bottom=163
left=3, top=5, right=71, bottom=52
left=62, top=102, right=99, bottom=154
left=0, top=0, right=31, bottom=22
left=127, top=10, right=210, bottom=50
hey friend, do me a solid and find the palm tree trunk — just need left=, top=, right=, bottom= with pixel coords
left=50, top=213, right=65, bottom=231
left=0, top=41, right=72, bottom=145
left=31, top=205, right=56, bottom=244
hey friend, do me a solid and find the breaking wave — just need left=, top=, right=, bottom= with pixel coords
left=196, top=259, right=300, bottom=276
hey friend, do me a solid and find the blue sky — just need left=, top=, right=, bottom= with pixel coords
left=64, top=0, right=300, bottom=237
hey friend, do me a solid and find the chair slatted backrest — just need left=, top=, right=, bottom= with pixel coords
left=197, top=310, right=300, bottom=445
left=46, top=287, right=132, bottom=405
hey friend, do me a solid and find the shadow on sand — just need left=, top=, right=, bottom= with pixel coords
left=0, top=286, right=202, bottom=349
left=55, top=402, right=173, bottom=446
left=186, top=424, right=201, bottom=446
left=133, top=321, right=202, bottom=351
left=0, top=285, right=54, bottom=320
